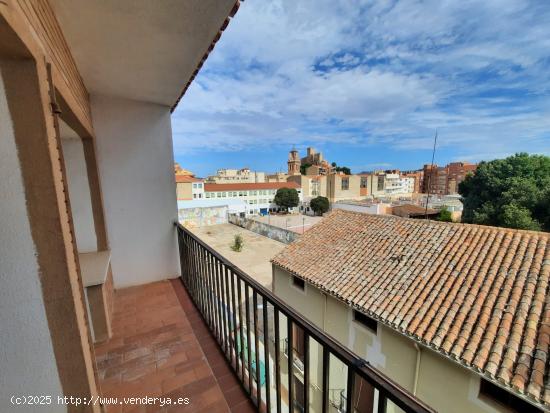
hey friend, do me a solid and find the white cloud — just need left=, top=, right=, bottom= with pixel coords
left=172, top=0, right=550, bottom=160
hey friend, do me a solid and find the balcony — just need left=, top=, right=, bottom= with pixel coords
left=93, top=225, right=433, bottom=412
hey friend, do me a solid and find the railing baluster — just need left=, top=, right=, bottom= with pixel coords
left=274, top=307, right=281, bottom=413
left=214, top=256, right=226, bottom=347
left=237, top=277, right=245, bottom=381
left=224, top=262, right=232, bottom=356
left=204, top=249, right=214, bottom=330
left=263, top=297, right=271, bottom=413
left=304, top=332, right=309, bottom=413
left=322, top=345, right=329, bottom=413
left=288, top=318, right=294, bottom=413
left=245, top=283, right=253, bottom=394
left=209, top=252, right=219, bottom=340
left=253, top=291, right=261, bottom=405
left=197, top=245, right=205, bottom=315
left=230, top=268, right=238, bottom=369
left=378, top=390, right=387, bottom=413
left=346, top=367, right=354, bottom=413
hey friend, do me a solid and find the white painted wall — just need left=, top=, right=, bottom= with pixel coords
left=0, top=71, right=65, bottom=412
left=91, top=94, right=180, bottom=287
left=333, top=202, right=387, bottom=215
left=61, top=136, right=98, bottom=253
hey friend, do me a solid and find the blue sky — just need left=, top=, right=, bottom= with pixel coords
left=172, top=0, right=550, bottom=177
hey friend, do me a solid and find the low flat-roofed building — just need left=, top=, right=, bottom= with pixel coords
left=204, top=181, right=302, bottom=215
left=392, top=204, right=439, bottom=219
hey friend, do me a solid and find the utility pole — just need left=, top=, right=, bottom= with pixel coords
left=425, top=129, right=438, bottom=219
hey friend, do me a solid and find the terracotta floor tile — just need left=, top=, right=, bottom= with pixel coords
left=94, top=279, right=255, bottom=413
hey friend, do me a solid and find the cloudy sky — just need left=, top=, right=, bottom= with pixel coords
left=172, top=0, right=550, bottom=177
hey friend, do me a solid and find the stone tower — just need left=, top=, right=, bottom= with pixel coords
left=288, top=148, right=301, bottom=176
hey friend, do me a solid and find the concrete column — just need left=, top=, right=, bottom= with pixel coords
left=81, top=137, right=109, bottom=251
left=0, top=57, right=99, bottom=412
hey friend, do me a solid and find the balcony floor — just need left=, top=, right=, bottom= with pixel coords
left=94, top=279, right=255, bottom=413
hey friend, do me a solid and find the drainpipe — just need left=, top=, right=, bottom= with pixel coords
left=322, top=292, right=328, bottom=331
left=413, top=343, right=422, bottom=396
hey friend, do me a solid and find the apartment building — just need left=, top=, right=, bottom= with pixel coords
left=272, top=210, right=548, bottom=413
left=361, top=171, right=416, bottom=197
left=402, top=170, right=424, bottom=193
left=326, top=173, right=363, bottom=203
left=423, top=162, right=477, bottom=195
left=206, top=167, right=266, bottom=183
left=266, top=171, right=289, bottom=182
left=204, top=181, right=302, bottom=215
left=175, top=175, right=205, bottom=200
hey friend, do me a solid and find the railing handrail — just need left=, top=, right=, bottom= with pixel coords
left=176, top=222, right=435, bottom=413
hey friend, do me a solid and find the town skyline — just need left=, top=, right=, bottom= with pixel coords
left=176, top=143, right=491, bottom=178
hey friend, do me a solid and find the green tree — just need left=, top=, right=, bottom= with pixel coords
left=273, top=188, right=300, bottom=212
left=459, top=153, right=550, bottom=231
left=300, top=163, right=312, bottom=175
left=331, top=162, right=351, bottom=175
left=310, top=196, right=330, bottom=216
left=437, top=206, right=453, bottom=222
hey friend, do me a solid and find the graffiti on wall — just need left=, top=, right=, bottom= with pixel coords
left=228, top=214, right=300, bottom=244
left=178, top=206, right=228, bottom=228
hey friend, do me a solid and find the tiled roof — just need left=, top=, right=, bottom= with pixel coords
left=175, top=175, right=203, bottom=183
left=204, top=182, right=300, bottom=191
left=272, top=209, right=550, bottom=408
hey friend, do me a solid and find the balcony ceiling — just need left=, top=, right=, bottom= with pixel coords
left=50, top=0, right=236, bottom=107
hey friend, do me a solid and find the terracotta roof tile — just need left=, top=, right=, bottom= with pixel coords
left=271, top=209, right=550, bottom=408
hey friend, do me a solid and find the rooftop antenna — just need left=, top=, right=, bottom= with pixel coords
left=424, top=129, right=438, bottom=220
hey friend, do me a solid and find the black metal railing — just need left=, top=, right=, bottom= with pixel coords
left=176, top=223, right=435, bottom=413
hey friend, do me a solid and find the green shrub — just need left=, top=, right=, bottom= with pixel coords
left=230, top=234, right=244, bottom=252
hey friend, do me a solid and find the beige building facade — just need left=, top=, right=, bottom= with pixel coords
left=207, top=167, right=266, bottom=183
left=273, top=266, right=517, bottom=413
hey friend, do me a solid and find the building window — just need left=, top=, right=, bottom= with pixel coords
left=205, top=193, right=210, bottom=198
left=360, top=177, right=368, bottom=188
left=341, top=178, right=349, bottom=190
left=193, top=194, right=196, bottom=199
left=479, top=379, right=541, bottom=412
left=353, top=310, right=377, bottom=333
left=292, top=276, right=305, bottom=291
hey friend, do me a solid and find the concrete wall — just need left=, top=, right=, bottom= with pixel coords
left=61, top=137, right=98, bottom=253
left=273, top=266, right=513, bottom=413
left=333, top=202, right=388, bottom=215
left=327, top=174, right=362, bottom=203
left=176, top=182, right=192, bottom=200
left=178, top=206, right=228, bottom=228
left=0, top=72, right=65, bottom=412
left=229, top=214, right=300, bottom=244
left=91, top=95, right=180, bottom=287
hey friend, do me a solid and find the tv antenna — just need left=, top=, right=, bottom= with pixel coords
left=424, top=129, right=438, bottom=219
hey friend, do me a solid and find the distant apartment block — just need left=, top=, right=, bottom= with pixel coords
left=176, top=175, right=205, bottom=200
left=423, top=162, right=477, bottom=195
left=206, top=167, right=266, bottom=183
left=204, top=181, right=302, bottom=215
left=360, top=170, right=418, bottom=197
